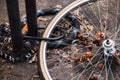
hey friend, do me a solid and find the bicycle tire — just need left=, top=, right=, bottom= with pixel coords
left=38, top=0, right=95, bottom=80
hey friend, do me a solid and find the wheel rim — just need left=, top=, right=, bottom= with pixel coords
left=39, top=0, right=120, bottom=80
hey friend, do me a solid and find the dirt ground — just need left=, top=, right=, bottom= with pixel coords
left=0, top=0, right=73, bottom=80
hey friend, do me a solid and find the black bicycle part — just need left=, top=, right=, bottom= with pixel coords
left=47, top=13, right=81, bottom=48
left=20, top=8, right=61, bottom=28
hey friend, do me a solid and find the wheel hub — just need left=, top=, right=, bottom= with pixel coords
left=102, top=39, right=116, bottom=56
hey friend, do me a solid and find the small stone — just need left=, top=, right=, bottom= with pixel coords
left=86, top=52, right=94, bottom=58
left=115, top=52, right=120, bottom=58
left=97, top=31, right=105, bottom=38
left=79, top=56, right=87, bottom=62
left=89, top=75, right=97, bottom=80
left=98, top=63, right=104, bottom=70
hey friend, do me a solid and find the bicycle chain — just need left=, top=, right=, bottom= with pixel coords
left=47, top=13, right=80, bottom=48
left=0, top=8, right=81, bottom=63
left=20, top=8, right=61, bottom=28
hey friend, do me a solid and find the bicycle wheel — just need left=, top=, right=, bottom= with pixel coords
left=38, top=0, right=120, bottom=80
